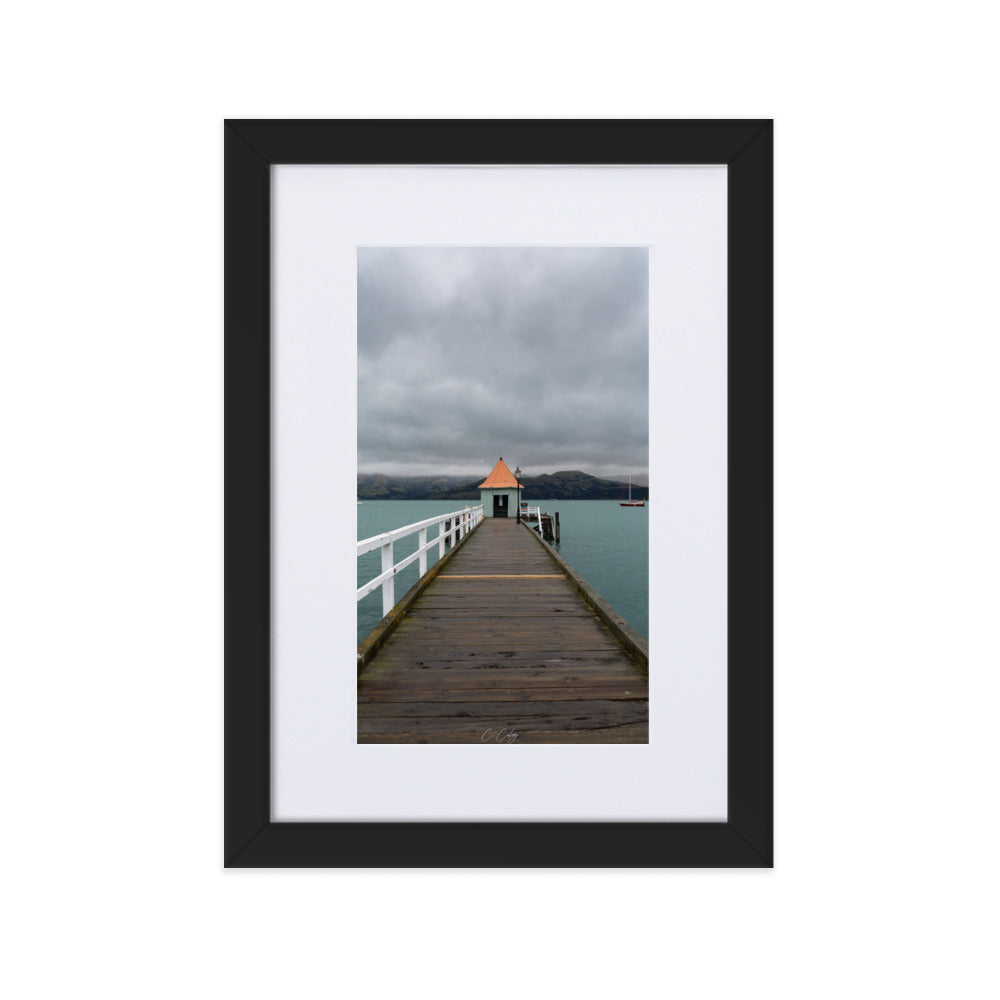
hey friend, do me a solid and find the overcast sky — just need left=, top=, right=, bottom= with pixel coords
left=357, top=247, right=648, bottom=481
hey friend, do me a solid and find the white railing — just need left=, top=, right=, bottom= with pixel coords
left=520, top=504, right=541, bottom=528
left=357, top=505, right=485, bottom=617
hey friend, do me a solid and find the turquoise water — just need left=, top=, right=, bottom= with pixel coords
left=540, top=500, right=648, bottom=641
left=357, top=500, right=648, bottom=645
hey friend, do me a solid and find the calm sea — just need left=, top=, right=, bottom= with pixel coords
left=357, top=500, right=648, bottom=645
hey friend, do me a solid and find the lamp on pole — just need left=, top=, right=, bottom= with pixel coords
left=515, top=466, right=522, bottom=524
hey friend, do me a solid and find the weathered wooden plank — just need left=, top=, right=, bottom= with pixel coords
left=393, top=624, right=615, bottom=636
left=358, top=703, right=648, bottom=725
left=358, top=715, right=647, bottom=737
left=357, top=699, right=648, bottom=719
left=380, top=642, right=626, bottom=653
left=358, top=686, right=647, bottom=704
left=370, top=653, right=631, bottom=668
left=393, top=617, right=615, bottom=631
left=412, top=609, right=586, bottom=615
left=360, top=674, right=647, bottom=691
left=384, top=634, right=623, bottom=647
left=360, top=664, right=647, bottom=682
left=421, top=577, right=570, bottom=586
left=421, top=584, right=571, bottom=594
left=440, top=566, right=566, bottom=581
left=388, top=631, right=620, bottom=644
left=372, top=658, right=640, bottom=671
left=417, top=595, right=595, bottom=606
left=374, top=647, right=635, bottom=661
left=415, top=593, right=585, bottom=601
left=514, top=723, right=648, bottom=744
left=375, top=650, right=628, bottom=663
left=358, top=723, right=648, bottom=744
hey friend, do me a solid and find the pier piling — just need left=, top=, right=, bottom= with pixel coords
left=540, top=513, right=554, bottom=540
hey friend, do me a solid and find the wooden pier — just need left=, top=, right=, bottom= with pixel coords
left=358, top=519, right=648, bottom=743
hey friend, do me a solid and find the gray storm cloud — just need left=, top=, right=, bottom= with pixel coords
left=357, top=247, right=648, bottom=480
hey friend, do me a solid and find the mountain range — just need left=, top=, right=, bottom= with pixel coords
left=357, top=471, right=649, bottom=501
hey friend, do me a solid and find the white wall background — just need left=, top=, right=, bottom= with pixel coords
left=2, top=2, right=997, bottom=998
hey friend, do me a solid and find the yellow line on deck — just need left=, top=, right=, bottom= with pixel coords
left=438, top=574, right=566, bottom=579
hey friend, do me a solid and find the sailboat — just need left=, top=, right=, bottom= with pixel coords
left=619, top=475, right=645, bottom=507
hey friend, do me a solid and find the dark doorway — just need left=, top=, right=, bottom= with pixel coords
left=492, top=494, right=508, bottom=517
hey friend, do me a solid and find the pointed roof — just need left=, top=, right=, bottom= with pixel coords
left=478, top=457, right=520, bottom=489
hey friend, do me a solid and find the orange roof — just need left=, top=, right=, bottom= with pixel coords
left=478, top=457, right=520, bottom=489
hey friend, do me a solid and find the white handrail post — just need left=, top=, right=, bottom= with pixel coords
left=357, top=506, right=483, bottom=626
left=381, top=540, right=394, bottom=616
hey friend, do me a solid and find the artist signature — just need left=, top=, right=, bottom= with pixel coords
left=481, top=727, right=519, bottom=744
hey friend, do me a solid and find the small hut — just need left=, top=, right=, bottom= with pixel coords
left=478, top=457, right=520, bottom=518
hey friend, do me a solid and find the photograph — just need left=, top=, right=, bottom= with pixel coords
left=355, top=246, right=650, bottom=743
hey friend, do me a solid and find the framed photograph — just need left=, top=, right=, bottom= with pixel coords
left=225, top=120, right=772, bottom=866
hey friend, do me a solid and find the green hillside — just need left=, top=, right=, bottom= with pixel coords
left=357, top=470, right=648, bottom=501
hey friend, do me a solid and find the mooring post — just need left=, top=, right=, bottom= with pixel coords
left=555, top=511, right=560, bottom=543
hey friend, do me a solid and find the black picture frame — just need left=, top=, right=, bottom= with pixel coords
left=225, top=120, right=773, bottom=867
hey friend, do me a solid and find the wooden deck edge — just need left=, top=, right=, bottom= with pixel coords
left=357, top=521, right=483, bottom=676
left=520, top=522, right=649, bottom=674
